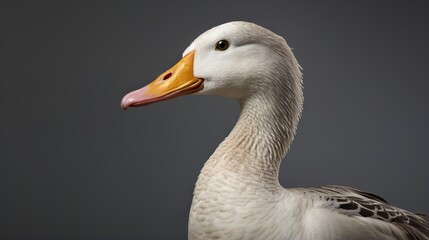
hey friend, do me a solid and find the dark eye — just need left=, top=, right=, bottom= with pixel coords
left=215, top=40, right=229, bottom=51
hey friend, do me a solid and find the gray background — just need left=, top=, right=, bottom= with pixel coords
left=1, top=1, right=428, bottom=239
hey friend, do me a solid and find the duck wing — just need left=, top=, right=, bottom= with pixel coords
left=302, top=185, right=429, bottom=240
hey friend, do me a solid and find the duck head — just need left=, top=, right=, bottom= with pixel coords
left=121, top=21, right=301, bottom=109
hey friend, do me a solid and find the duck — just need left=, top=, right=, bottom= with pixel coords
left=121, top=21, right=429, bottom=240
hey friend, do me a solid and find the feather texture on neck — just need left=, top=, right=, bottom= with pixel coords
left=197, top=39, right=303, bottom=186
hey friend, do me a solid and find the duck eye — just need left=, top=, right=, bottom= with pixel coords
left=215, top=40, right=229, bottom=51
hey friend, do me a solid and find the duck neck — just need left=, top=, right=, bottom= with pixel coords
left=200, top=76, right=303, bottom=188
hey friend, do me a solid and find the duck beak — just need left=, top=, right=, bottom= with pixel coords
left=121, top=50, right=203, bottom=109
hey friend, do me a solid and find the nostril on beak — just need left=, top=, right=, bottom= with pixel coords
left=163, top=72, right=172, bottom=80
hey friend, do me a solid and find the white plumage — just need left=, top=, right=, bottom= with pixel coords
left=122, top=21, right=429, bottom=240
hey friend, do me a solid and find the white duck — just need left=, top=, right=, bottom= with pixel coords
left=121, top=21, right=429, bottom=240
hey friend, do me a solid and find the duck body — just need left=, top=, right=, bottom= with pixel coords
left=190, top=179, right=424, bottom=240
left=121, top=21, right=429, bottom=240
left=189, top=186, right=408, bottom=240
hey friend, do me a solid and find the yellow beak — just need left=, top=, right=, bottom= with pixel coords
left=121, top=50, right=203, bottom=109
